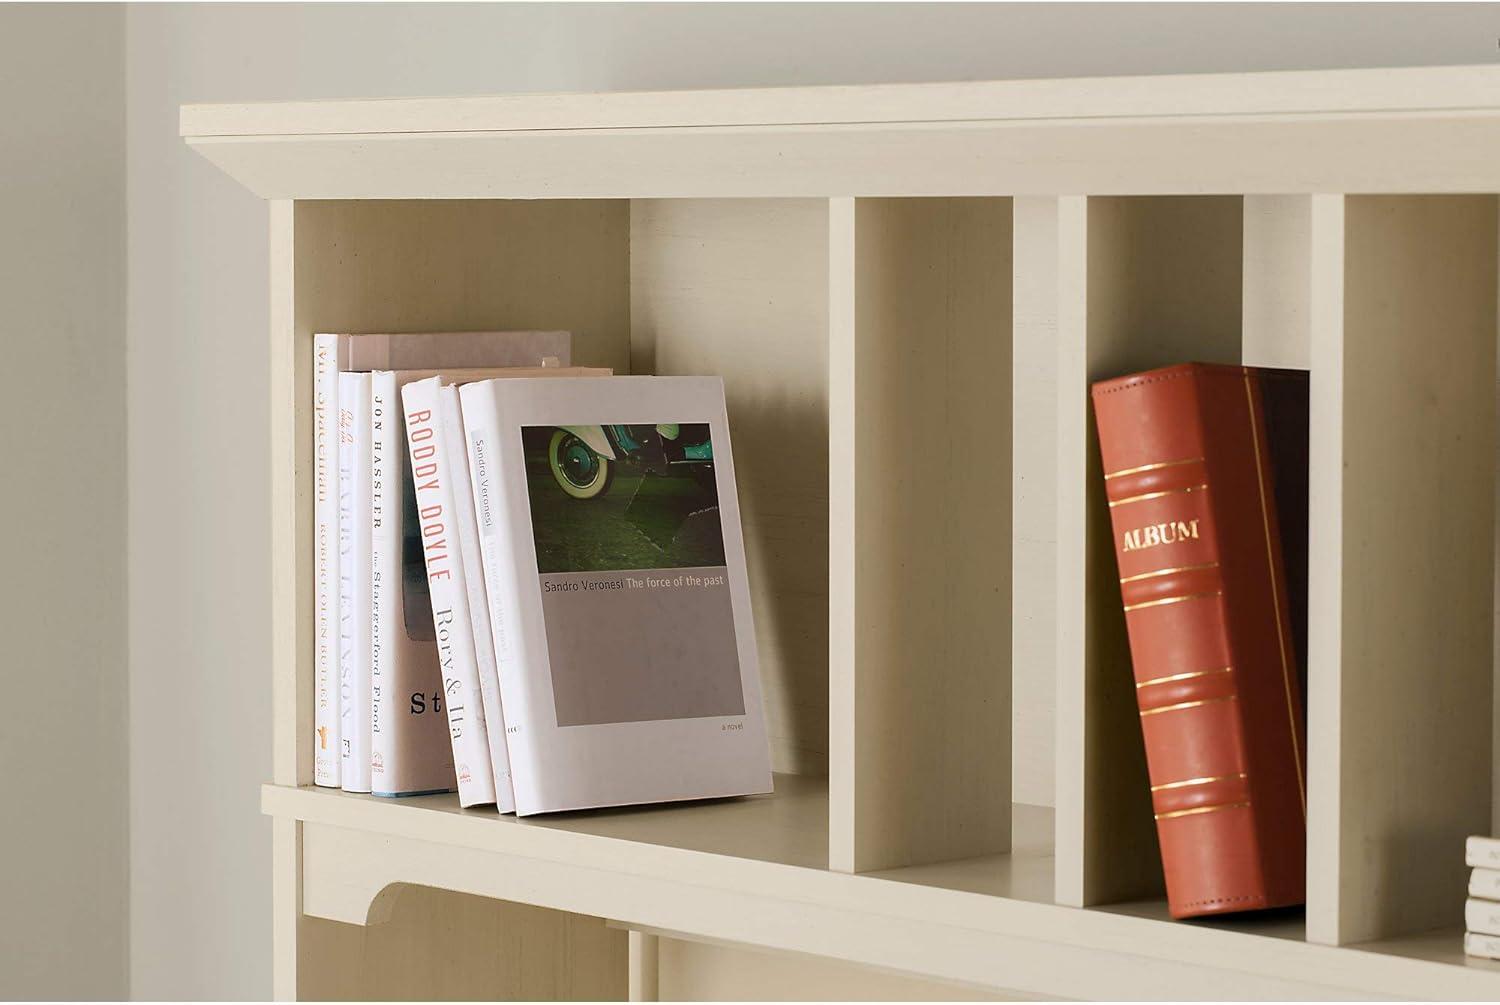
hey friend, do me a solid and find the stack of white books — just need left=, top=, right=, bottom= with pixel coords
left=1465, top=836, right=1500, bottom=958
left=313, top=330, right=774, bottom=816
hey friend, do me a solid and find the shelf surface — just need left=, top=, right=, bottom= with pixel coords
left=266, top=774, right=1500, bottom=1000
left=353, top=770, right=830, bottom=870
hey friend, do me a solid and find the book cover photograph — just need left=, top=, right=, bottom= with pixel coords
left=524, top=422, right=744, bottom=728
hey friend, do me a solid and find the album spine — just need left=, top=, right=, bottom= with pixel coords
left=1091, top=362, right=1307, bottom=918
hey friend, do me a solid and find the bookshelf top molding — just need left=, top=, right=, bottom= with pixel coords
left=184, top=64, right=1500, bottom=137
left=185, top=65, right=1500, bottom=200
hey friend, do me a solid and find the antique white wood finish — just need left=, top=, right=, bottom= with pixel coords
left=830, top=198, right=1013, bottom=873
left=179, top=65, right=1500, bottom=138
left=1305, top=196, right=1498, bottom=945
left=192, top=66, right=1500, bottom=999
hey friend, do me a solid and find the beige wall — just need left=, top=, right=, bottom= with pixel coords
left=0, top=4, right=127, bottom=1000
left=118, top=3, right=1500, bottom=1000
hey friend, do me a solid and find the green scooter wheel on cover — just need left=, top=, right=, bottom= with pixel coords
left=548, top=428, right=612, bottom=500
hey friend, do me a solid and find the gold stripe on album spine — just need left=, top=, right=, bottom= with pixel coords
left=1155, top=801, right=1251, bottom=821
left=1104, top=457, right=1203, bottom=481
left=1108, top=484, right=1208, bottom=509
left=1119, top=562, right=1220, bottom=585
left=1139, top=695, right=1237, bottom=717
left=1122, top=590, right=1222, bottom=613
left=1136, top=666, right=1232, bottom=689
left=1150, top=772, right=1247, bottom=792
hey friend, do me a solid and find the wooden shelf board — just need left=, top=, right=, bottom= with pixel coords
left=1100, top=900, right=1305, bottom=944
left=265, top=776, right=1500, bottom=999
left=1359, top=925, right=1500, bottom=973
left=348, top=770, right=829, bottom=870
left=870, top=803, right=1054, bottom=906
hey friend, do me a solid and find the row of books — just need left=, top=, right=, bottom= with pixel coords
left=312, top=331, right=773, bottom=815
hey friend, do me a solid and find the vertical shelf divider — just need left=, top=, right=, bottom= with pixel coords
left=1306, top=194, right=1498, bottom=945
left=270, top=198, right=305, bottom=1002
left=1305, top=191, right=1346, bottom=947
left=1054, top=195, right=1090, bottom=907
left=1012, top=198, right=1061, bottom=813
left=628, top=931, right=660, bottom=1002
left=829, top=196, right=1015, bottom=874
left=828, top=196, right=857, bottom=873
left=1055, top=196, right=1246, bottom=907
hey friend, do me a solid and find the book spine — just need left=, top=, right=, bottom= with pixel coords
left=313, top=334, right=342, bottom=787
left=1468, top=898, right=1500, bottom=936
left=1468, top=836, right=1500, bottom=869
left=441, top=384, right=517, bottom=812
left=370, top=371, right=456, bottom=798
left=402, top=378, right=497, bottom=808
left=1472, top=868, right=1500, bottom=900
left=369, top=371, right=397, bottom=794
left=1091, top=365, right=1307, bottom=919
left=1466, top=932, right=1500, bottom=960
left=460, top=382, right=537, bottom=814
left=339, top=373, right=373, bottom=792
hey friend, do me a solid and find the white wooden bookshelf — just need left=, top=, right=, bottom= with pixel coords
left=184, top=65, right=1500, bottom=1000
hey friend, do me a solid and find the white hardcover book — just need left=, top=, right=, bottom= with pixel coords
left=1466, top=931, right=1500, bottom=960
left=313, top=333, right=346, bottom=786
left=1472, top=868, right=1500, bottom=901
left=338, top=372, right=373, bottom=793
left=442, top=384, right=517, bottom=812
left=1468, top=898, right=1500, bottom=936
left=401, top=377, right=497, bottom=808
left=370, top=365, right=603, bottom=798
left=459, top=375, right=774, bottom=816
left=370, top=370, right=455, bottom=796
left=1468, top=835, right=1500, bottom=869
left=318, top=331, right=572, bottom=792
